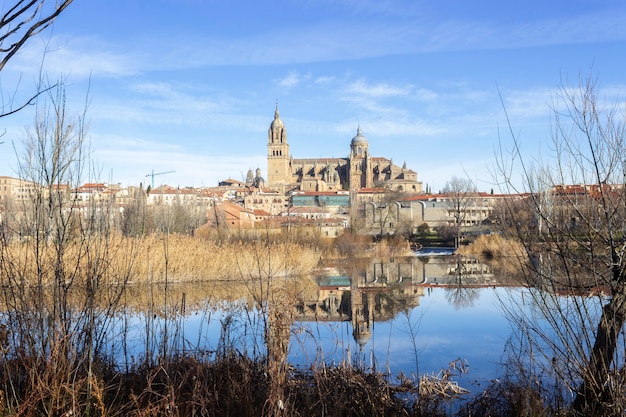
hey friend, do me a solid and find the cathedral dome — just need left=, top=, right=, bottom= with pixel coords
left=270, top=106, right=284, bottom=129
left=350, top=127, right=368, bottom=146
left=353, top=328, right=371, bottom=347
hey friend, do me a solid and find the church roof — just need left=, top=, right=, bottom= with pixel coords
left=291, top=157, right=346, bottom=165
left=219, top=178, right=245, bottom=187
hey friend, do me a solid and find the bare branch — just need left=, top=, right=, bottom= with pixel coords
left=495, top=73, right=626, bottom=414
left=0, top=1, right=74, bottom=72
left=0, top=1, right=74, bottom=118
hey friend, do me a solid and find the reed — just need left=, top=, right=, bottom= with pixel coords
left=456, top=234, right=525, bottom=274
left=1, top=233, right=323, bottom=287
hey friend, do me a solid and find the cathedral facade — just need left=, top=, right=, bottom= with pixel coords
left=267, top=106, right=423, bottom=193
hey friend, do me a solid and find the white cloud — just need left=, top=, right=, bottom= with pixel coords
left=133, top=8, right=626, bottom=68
left=277, top=71, right=301, bottom=89
left=498, top=87, right=553, bottom=121
left=314, top=75, right=335, bottom=85
left=9, top=5, right=623, bottom=76
left=10, top=35, right=137, bottom=79
left=93, top=133, right=182, bottom=152
left=91, top=81, right=236, bottom=128
left=130, top=82, right=180, bottom=97
left=344, top=78, right=412, bottom=97
left=415, top=88, right=439, bottom=101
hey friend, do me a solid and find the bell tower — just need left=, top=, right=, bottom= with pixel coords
left=267, top=104, right=290, bottom=187
left=348, top=126, right=372, bottom=190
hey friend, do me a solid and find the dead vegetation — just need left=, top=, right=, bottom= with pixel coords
left=1, top=233, right=323, bottom=286
left=0, top=353, right=453, bottom=417
left=419, top=359, right=470, bottom=400
left=456, top=234, right=526, bottom=275
left=456, top=234, right=521, bottom=260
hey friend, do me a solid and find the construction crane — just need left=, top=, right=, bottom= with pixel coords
left=146, top=170, right=176, bottom=189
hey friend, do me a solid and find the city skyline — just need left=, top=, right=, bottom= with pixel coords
left=1, top=1, right=626, bottom=192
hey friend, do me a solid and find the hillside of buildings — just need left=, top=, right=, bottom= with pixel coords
left=3, top=174, right=617, bottom=252
left=0, top=108, right=515, bottom=246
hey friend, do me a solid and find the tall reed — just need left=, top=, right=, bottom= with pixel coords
left=1, top=233, right=323, bottom=287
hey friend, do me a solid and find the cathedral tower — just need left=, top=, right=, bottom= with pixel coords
left=348, top=127, right=373, bottom=190
left=267, top=104, right=290, bottom=187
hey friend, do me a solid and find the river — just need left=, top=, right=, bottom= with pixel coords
left=106, top=254, right=517, bottom=393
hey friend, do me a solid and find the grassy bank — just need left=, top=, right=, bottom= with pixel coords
left=0, top=353, right=386, bottom=416
left=0, top=348, right=571, bottom=417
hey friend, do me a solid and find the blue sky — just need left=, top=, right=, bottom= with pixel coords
left=1, top=0, right=626, bottom=192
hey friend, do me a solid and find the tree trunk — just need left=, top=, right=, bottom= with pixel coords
left=572, top=280, right=626, bottom=414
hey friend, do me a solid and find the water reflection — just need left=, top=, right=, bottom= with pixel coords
left=76, top=254, right=512, bottom=385
left=288, top=254, right=512, bottom=384
left=285, top=255, right=511, bottom=373
left=299, top=255, right=504, bottom=336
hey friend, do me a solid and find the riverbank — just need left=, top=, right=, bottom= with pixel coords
left=0, top=346, right=552, bottom=417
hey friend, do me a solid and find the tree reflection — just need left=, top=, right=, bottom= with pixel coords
left=445, top=256, right=480, bottom=309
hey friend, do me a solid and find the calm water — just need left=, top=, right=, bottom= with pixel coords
left=108, top=255, right=515, bottom=390
left=290, top=286, right=512, bottom=384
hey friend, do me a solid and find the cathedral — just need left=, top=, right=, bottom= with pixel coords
left=266, top=106, right=423, bottom=193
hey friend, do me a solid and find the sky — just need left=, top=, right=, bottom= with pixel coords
left=1, top=0, right=626, bottom=192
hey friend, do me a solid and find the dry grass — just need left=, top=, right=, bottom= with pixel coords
left=371, top=237, right=413, bottom=258
left=99, top=355, right=432, bottom=417
left=1, top=233, right=323, bottom=287
left=0, top=233, right=323, bottom=316
left=135, top=234, right=322, bottom=283
left=457, top=234, right=526, bottom=274
left=288, top=364, right=408, bottom=417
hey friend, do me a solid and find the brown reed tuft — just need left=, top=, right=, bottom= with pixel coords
left=1, top=233, right=323, bottom=287
left=456, top=234, right=526, bottom=274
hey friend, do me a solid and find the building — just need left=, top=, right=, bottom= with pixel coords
left=0, top=176, right=37, bottom=203
left=291, top=190, right=350, bottom=214
left=72, top=183, right=116, bottom=203
left=207, top=202, right=256, bottom=229
left=244, top=167, right=266, bottom=189
left=243, top=190, right=287, bottom=215
left=266, top=106, right=423, bottom=193
left=359, top=192, right=508, bottom=236
left=279, top=215, right=348, bottom=239
left=147, top=185, right=203, bottom=206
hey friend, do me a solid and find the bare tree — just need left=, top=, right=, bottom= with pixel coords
left=496, top=75, right=626, bottom=415
left=0, top=0, right=74, bottom=117
left=361, top=188, right=413, bottom=238
left=149, top=195, right=209, bottom=235
left=0, top=78, right=135, bottom=414
left=442, top=176, right=477, bottom=247
left=445, top=256, right=480, bottom=309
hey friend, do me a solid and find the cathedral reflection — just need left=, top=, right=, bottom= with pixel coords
left=294, top=255, right=499, bottom=347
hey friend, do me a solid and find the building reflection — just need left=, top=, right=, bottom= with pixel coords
left=294, top=255, right=500, bottom=347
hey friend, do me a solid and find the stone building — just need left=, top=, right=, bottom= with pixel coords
left=207, top=202, right=256, bottom=228
left=243, top=190, right=287, bottom=216
left=244, top=167, right=266, bottom=189
left=266, top=106, right=423, bottom=193
left=0, top=176, right=37, bottom=203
